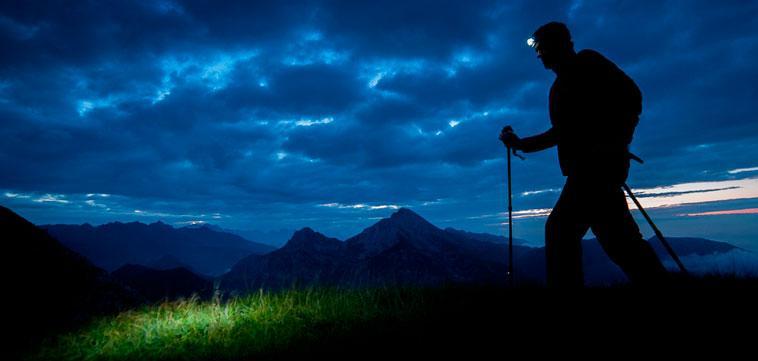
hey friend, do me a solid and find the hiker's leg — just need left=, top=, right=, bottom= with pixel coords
left=590, top=184, right=669, bottom=286
left=545, top=180, right=589, bottom=288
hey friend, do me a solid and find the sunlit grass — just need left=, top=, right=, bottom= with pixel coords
left=29, top=288, right=429, bottom=361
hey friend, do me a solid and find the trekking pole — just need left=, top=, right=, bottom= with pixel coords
left=623, top=183, right=689, bottom=275
left=506, top=147, right=524, bottom=287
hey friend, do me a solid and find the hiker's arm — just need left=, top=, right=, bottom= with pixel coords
left=518, top=127, right=557, bottom=153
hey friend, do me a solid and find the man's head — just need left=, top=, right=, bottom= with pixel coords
left=528, top=22, right=575, bottom=71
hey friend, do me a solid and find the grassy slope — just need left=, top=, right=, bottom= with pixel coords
left=28, top=278, right=758, bottom=360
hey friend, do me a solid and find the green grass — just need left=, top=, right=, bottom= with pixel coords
left=29, top=287, right=432, bottom=361
left=26, top=279, right=758, bottom=360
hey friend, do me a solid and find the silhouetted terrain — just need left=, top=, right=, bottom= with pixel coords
left=513, top=236, right=741, bottom=285
left=42, top=222, right=276, bottom=275
left=223, top=208, right=745, bottom=291
left=444, top=227, right=530, bottom=245
left=649, top=235, right=738, bottom=256
left=3, top=204, right=757, bottom=360
left=223, top=209, right=542, bottom=291
left=219, top=216, right=526, bottom=290
left=112, top=264, right=213, bottom=302
left=146, top=254, right=196, bottom=272
left=183, top=224, right=295, bottom=248
left=0, top=206, right=139, bottom=355
left=222, top=227, right=350, bottom=291
left=27, top=284, right=758, bottom=361
left=224, top=227, right=295, bottom=248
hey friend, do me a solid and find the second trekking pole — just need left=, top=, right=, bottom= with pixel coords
left=623, top=183, right=689, bottom=275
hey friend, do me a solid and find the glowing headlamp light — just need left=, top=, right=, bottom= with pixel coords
left=526, top=37, right=537, bottom=48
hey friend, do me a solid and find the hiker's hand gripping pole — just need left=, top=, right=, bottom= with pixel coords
left=499, top=126, right=526, bottom=160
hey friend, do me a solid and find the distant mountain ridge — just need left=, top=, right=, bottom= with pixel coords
left=25, top=206, right=746, bottom=293
left=42, top=221, right=276, bottom=275
left=222, top=208, right=743, bottom=290
left=224, top=227, right=294, bottom=248
left=112, top=264, right=213, bottom=302
left=183, top=223, right=294, bottom=248
left=222, top=227, right=351, bottom=290
left=222, top=208, right=534, bottom=291
left=516, top=236, right=741, bottom=285
left=146, top=254, right=196, bottom=272
left=648, top=236, right=739, bottom=256
left=444, top=227, right=530, bottom=246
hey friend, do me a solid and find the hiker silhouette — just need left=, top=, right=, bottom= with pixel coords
left=499, top=22, right=669, bottom=287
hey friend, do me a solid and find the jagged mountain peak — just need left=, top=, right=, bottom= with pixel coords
left=148, top=221, right=173, bottom=230
left=281, top=227, right=343, bottom=253
left=346, top=208, right=446, bottom=258
left=375, top=208, right=437, bottom=232
left=287, top=227, right=322, bottom=244
left=181, top=223, right=225, bottom=232
left=386, top=208, right=435, bottom=226
left=390, top=207, right=422, bottom=219
left=293, top=226, right=317, bottom=236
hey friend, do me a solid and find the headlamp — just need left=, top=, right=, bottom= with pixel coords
left=526, top=37, right=537, bottom=48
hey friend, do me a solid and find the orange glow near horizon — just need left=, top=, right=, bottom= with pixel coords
left=627, top=177, right=758, bottom=210
left=680, top=208, right=758, bottom=217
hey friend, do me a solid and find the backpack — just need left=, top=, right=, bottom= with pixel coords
left=577, top=49, right=642, bottom=147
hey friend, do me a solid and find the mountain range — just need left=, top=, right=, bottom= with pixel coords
left=443, top=227, right=530, bottom=246
left=223, top=209, right=561, bottom=290
left=516, top=236, right=741, bottom=285
left=4, top=203, right=754, bottom=359
left=7, top=204, right=744, bottom=299
left=222, top=208, right=743, bottom=290
left=42, top=221, right=276, bottom=275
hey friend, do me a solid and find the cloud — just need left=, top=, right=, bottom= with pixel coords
left=520, top=188, right=560, bottom=197
left=318, top=203, right=401, bottom=210
left=294, top=117, right=334, bottom=127
left=663, top=250, right=758, bottom=277
left=33, top=194, right=70, bottom=204
left=628, top=178, right=758, bottom=210
left=680, top=208, right=758, bottom=217
left=634, top=186, right=741, bottom=198
left=728, top=167, right=758, bottom=175
left=1, top=0, right=757, bottom=246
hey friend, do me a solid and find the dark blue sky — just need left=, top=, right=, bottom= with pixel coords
left=2, top=1, right=757, bottom=248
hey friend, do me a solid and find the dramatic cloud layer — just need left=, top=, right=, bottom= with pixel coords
left=2, top=1, right=757, bottom=246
